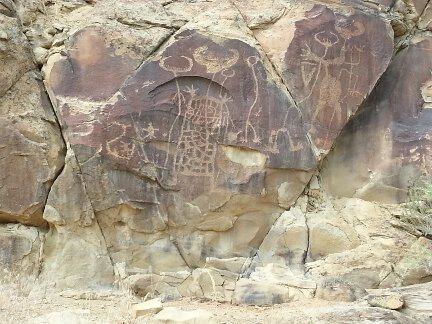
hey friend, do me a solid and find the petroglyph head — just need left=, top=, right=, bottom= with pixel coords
left=193, top=46, right=239, bottom=73
left=314, top=30, right=339, bottom=48
left=159, top=55, right=193, bottom=73
left=335, top=18, right=365, bottom=40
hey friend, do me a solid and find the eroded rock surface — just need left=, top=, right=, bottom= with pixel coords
left=255, top=1, right=393, bottom=153
left=0, top=0, right=431, bottom=311
left=322, top=34, right=432, bottom=203
left=42, top=1, right=316, bottom=284
left=0, top=3, right=65, bottom=226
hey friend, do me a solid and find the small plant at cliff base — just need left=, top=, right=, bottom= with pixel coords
left=402, top=176, right=432, bottom=239
left=0, top=268, right=33, bottom=323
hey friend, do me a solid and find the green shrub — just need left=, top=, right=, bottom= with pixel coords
left=402, top=176, right=432, bottom=239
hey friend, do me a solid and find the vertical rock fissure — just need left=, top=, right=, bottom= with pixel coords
left=231, top=0, right=301, bottom=111
left=303, top=212, right=311, bottom=268
left=38, top=66, right=116, bottom=279
left=170, top=236, right=193, bottom=269
left=229, top=1, right=317, bottom=158
left=418, top=0, right=431, bottom=23
left=240, top=210, right=286, bottom=277
left=32, top=85, right=67, bottom=280
left=71, top=153, right=117, bottom=273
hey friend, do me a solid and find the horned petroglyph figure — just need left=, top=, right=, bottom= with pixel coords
left=299, top=20, right=365, bottom=128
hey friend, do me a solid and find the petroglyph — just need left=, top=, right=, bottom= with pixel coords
left=56, top=29, right=316, bottom=193
left=282, top=4, right=393, bottom=153
left=142, top=122, right=159, bottom=140
left=241, top=56, right=262, bottom=144
left=175, top=90, right=233, bottom=178
left=106, top=122, right=136, bottom=160
left=267, top=108, right=304, bottom=154
left=142, top=80, right=155, bottom=89
left=159, top=55, right=194, bottom=74
left=299, top=20, right=365, bottom=126
left=158, top=56, right=195, bottom=171
left=153, top=46, right=241, bottom=183
left=193, top=46, right=239, bottom=73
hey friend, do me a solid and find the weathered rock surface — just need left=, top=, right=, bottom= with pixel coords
left=367, top=293, right=404, bottom=310
left=28, top=310, right=89, bottom=324
left=270, top=305, right=417, bottom=323
left=131, top=298, right=163, bottom=318
left=39, top=152, right=114, bottom=289
left=0, top=4, right=64, bottom=225
left=254, top=1, right=394, bottom=153
left=396, top=281, right=432, bottom=321
left=0, top=0, right=431, bottom=311
left=149, top=307, right=218, bottom=324
left=41, top=0, right=317, bottom=284
left=322, top=34, right=432, bottom=203
left=0, top=224, right=43, bottom=276
left=0, top=7, right=33, bottom=96
left=233, top=277, right=313, bottom=305
left=252, top=208, right=309, bottom=274
left=394, top=237, right=432, bottom=286
left=304, top=197, right=417, bottom=289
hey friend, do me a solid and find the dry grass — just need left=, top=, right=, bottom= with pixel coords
left=402, top=176, right=432, bottom=238
left=0, top=268, right=35, bottom=324
left=0, top=267, right=139, bottom=323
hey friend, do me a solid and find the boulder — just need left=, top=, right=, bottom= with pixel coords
left=394, top=237, right=432, bottom=286
left=125, top=272, right=188, bottom=299
left=316, top=278, right=359, bottom=302
left=38, top=152, right=114, bottom=290
left=367, top=293, right=404, bottom=310
left=396, top=282, right=432, bottom=321
left=304, top=198, right=417, bottom=289
left=131, top=298, right=163, bottom=318
left=249, top=263, right=316, bottom=289
left=177, top=268, right=236, bottom=302
left=149, top=307, right=217, bottom=324
left=0, top=73, right=64, bottom=225
left=252, top=208, right=308, bottom=274
left=0, top=5, right=64, bottom=226
left=233, top=278, right=313, bottom=305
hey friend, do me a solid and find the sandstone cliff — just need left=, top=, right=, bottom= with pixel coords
left=1, top=0, right=432, bottom=321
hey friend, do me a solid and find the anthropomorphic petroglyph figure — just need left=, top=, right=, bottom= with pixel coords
left=300, top=19, right=365, bottom=127
left=158, top=47, right=238, bottom=183
left=241, top=56, right=262, bottom=144
left=175, top=89, right=232, bottom=179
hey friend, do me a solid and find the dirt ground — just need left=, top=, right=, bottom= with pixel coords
left=0, top=284, right=420, bottom=324
left=1, top=271, right=429, bottom=324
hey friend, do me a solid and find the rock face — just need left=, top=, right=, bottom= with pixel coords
left=322, top=34, right=432, bottom=203
left=0, top=224, right=43, bottom=277
left=0, top=5, right=65, bottom=225
left=255, top=1, right=393, bottom=153
left=0, top=0, right=432, bottom=310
